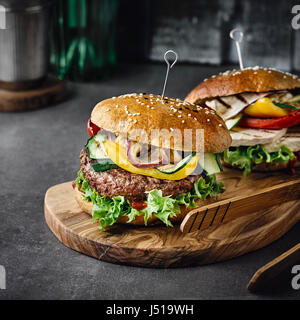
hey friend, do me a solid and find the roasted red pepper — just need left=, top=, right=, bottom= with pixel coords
left=239, top=109, right=300, bottom=129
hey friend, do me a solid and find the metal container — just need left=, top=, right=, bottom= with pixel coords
left=0, top=0, right=52, bottom=90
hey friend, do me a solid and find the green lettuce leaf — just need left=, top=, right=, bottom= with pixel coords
left=224, top=145, right=295, bottom=175
left=75, top=169, right=224, bottom=230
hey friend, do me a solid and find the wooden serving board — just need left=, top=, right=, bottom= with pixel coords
left=44, top=168, right=300, bottom=268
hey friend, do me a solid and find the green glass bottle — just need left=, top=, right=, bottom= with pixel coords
left=50, top=0, right=119, bottom=81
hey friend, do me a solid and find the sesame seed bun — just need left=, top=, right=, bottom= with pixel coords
left=185, top=68, right=300, bottom=105
left=91, top=93, right=231, bottom=153
left=73, top=185, right=204, bottom=226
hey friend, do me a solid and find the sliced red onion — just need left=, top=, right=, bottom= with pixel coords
left=98, top=128, right=116, bottom=141
left=172, top=149, right=184, bottom=163
left=126, top=140, right=169, bottom=168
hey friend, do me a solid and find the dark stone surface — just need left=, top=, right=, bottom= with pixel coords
left=0, top=63, right=300, bottom=300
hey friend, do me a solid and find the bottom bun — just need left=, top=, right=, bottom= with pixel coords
left=73, top=186, right=200, bottom=226
left=252, top=159, right=300, bottom=172
left=224, top=159, right=300, bottom=172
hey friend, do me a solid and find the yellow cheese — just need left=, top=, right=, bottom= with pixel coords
left=244, top=97, right=290, bottom=118
left=103, top=141, right=199, bottom=181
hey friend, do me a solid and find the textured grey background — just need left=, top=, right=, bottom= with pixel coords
left=118, top=0, right=300, bottom=71
left=0, top=63, right=300, bottom=300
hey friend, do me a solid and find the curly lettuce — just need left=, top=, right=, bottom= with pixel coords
left=75, top=169, right=224, bottom=230
left=223, top=145, right=295, bottom=175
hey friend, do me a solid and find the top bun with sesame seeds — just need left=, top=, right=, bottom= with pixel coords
left=185, top=67, right=300, bottom=105
left=91, top=93, right=232, bottom=153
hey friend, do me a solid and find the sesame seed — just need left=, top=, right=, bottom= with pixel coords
left=170, top=128, right=174, bottom=132
left=207, top=119, right=210, bottom=122
left=188, top=114, right=191, bottom=117
left=194, top=117, right=197, bottom=120
left=178, top=115, right=182, bottom=118
left=182, top=120, right=185, bottom=123
left=218, top=124, right=222, bottom=127
left=128, top=118, right=132, bottom=122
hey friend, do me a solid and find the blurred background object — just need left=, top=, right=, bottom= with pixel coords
left=0, top=0, right=67, bottom=112
left=0, top=0, right=52, bottom=90
left=49, top=0, right=300, bottom=82
left=50, top=0, right=119, bottom=81
left=0, top=0, right=299, bottom=86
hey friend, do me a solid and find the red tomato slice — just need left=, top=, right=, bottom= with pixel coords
left=130, top=201, right=148, bottom=211
left=239, top=109, right=300, bottom=129
left=87, top=118, right=100, bottom=137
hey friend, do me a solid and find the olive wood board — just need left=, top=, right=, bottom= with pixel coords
left=44, top=168, right=300, bottom=268
left=181, top=170, right=300, bottom=233
left=248, top=243, right=300, bottom=292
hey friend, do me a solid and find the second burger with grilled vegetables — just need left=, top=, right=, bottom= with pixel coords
left=73, top=93, right=231, bottom=230
left=186, top=68, right=300, bottom=174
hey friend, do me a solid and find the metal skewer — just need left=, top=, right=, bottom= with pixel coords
left=230, top=29, right=244, bottom=70
left=161, top=50, right=178, bottom=100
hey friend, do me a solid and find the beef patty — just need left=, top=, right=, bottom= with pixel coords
left=80, top=148, right=201, bottom=201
